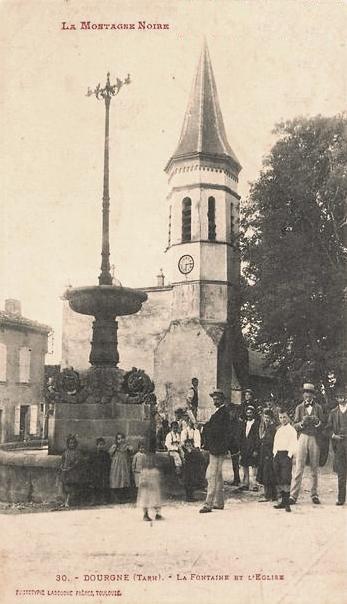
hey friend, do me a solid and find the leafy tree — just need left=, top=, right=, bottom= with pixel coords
left=240, top=115, right=347, bottom=399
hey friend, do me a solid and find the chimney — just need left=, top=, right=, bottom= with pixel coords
left=5, top=299, right=22, bottom=316
left=156, top=269, right=165, bottom=288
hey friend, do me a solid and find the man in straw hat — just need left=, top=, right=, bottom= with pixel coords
left=289, top=383, right=324, bottom=505
left=199, top=389, right=232, bottom=513
left=326, top=385, right=347, bottom=506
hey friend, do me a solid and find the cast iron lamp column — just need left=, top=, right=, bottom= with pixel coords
left=87, top=72, right=130, bottom=286
left=81, top=73, right=131, bottom=367
left=65, top=73, right=146, bottom=368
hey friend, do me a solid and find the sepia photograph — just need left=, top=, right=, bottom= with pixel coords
left=0, top=1, right=346, bottom=603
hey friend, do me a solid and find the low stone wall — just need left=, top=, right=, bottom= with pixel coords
left=0, top=450, right=208, bottom=504
left=0, top=450, right=60, bottom=504
left=0, top=440, right=48, bottom=451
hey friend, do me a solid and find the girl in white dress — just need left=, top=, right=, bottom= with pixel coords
left=137, top=452, right=163, bottom=521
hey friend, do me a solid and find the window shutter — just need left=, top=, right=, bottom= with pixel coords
left=0, top=344, right=6, bottom=381
left=19, top=347, right=31, bottom=383
left=29, top=405, right=38, bottom=435
left=14, top=406, right=21, bottom=436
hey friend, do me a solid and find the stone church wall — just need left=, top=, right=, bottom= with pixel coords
left=61, top=286, right=173, bottom=379
left=154, top=319, right=224, bottom=421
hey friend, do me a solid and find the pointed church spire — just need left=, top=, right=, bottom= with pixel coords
left=166, top=41, right=241, bottom=173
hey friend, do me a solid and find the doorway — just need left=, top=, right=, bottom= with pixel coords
left=19, top=405, right=30, bottom=440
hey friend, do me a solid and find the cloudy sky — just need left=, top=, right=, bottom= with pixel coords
left=1, top=0, right=346, bottom=362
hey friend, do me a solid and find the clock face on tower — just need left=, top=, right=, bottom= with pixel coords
left=178, top=254, right=194, bottom=275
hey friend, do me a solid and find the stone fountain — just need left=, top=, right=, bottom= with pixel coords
left=47, top=73, right=156, bottom=454
left=0, top=73, right=161, bottom=505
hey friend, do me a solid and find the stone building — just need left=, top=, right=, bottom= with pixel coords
left=0, top=299, right=50, bottom=442
left=62, top=43, right=264, bottom=420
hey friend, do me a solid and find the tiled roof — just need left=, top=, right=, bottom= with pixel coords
left=0, top=311, right=51, bottom=333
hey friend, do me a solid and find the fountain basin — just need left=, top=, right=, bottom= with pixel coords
left=65, top=285, right=147, bottom=317
left=0, top=448, right=196, bottom=504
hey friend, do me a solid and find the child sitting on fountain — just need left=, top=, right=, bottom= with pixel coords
left=137, top=450, right=163, bottom=521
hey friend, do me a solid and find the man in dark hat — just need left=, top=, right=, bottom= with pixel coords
left=229, top=388, right=257, bottom=487
left=326, top=386, right=347, bottom=506
left=289, top=383, right=324, bottom=505
left=199, top=389, right=232, bottom=513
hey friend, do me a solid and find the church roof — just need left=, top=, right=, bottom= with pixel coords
left=166, top=41, right=241, bottom=172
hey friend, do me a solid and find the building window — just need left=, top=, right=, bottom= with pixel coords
left=168, top=205, right=172, bottom=247
left=0, top=343, right=6, bottom=381
left=181, top=197, right=192, bottom=242
left=19, top=347, right=31, bottom=383
left=230, top=202, right=234, bottom=238
left=208, top=196, right=216, bottom=241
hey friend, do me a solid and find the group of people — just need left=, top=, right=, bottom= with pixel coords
left=164, top=415, right=206, bottom=501
left=57, top=379, right=347, bottom=520
left=199, top=382, right=347, bottom=514
left=58, top=433, right=163, bottom=521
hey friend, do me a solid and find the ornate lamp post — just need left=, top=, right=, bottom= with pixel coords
left=64, top=72, right=147, bottom=367
left=87, top=72, right=131, bottom=285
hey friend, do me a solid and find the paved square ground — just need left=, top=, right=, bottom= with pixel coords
left=0, top=464, right=345, bottom=604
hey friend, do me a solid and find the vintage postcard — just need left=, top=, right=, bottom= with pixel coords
left=0, top=1, right=346, bottom=603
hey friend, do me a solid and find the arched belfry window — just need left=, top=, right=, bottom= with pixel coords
left=181, top=197, right=192, bottom=242
left=208, top=197, right=216, bottom=241
left=230, top=202, right=234, bottom=238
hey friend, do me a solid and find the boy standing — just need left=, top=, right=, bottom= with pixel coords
left=89, top=437, right=111, bottom=504
left=273, top=409, right=297, bottom=512
left=239, top=405, right=261, bottom=491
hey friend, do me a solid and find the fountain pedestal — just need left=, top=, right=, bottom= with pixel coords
left=47, top=366, right=156, bottom=454
left=47, top=285, right=154, bottom=454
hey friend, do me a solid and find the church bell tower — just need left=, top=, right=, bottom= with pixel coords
left=154, top=42, right=248, bottom=417
left=165, top=40, right=241, bottom=323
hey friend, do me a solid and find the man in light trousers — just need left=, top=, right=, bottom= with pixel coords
left=289, top=383, right=324, bottom=505
left=200, top=389, right=231, bottom=513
